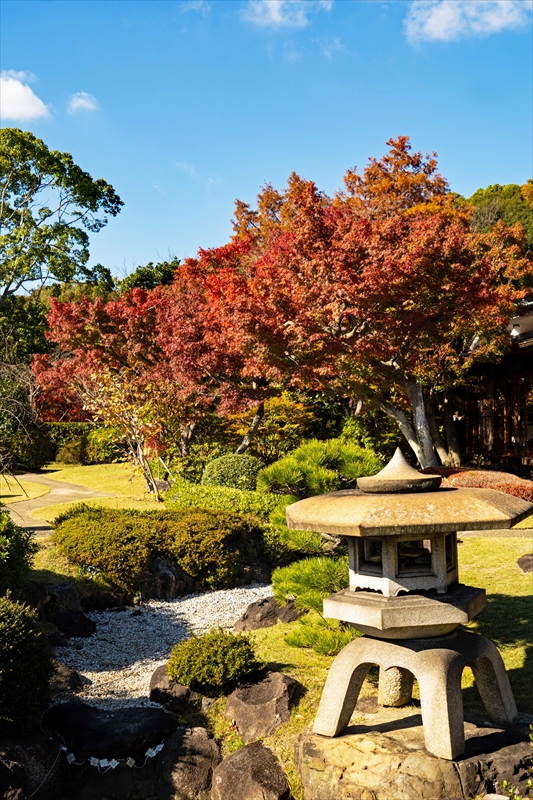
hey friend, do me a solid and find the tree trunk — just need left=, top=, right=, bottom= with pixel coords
left=442, top=391, right=463, bottom=467
left=235, top=402, right=265, bottom=454
left=179, top=421, right=196, bottom=458
left=377, top=399, right=424, bottom=465
left=426, top=399, right=451, bottom=466
left=403, top=378, right=438, bottom=468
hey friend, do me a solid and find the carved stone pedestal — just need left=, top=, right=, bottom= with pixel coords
left=312, top=629, right=518, bottom=760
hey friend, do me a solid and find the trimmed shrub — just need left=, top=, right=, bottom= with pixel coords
left=0, top=595, right=53, bottom=725
left=167, top=629, right=260, bottom=693
left=0, top=512, right=38, bottom=598
left=11, top=429, right=55, bottom=469
left=54, top=505, right=262, bottom=591
left=201, top=453, right=264, bottom=491
left=167, top=510, right=256, bottom=589
left=257, top=439, right=381, bottom=499
left=165, top=481, right=281, bottom=520
left=272, top=556, right=349, bottom=615
left=55, top=506, right=155, bottom=590
left=421, top=468, right=533, bottom=504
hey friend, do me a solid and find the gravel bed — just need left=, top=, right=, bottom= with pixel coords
left=57, top=584, right=273, bottom=709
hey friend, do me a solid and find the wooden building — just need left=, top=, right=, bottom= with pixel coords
left=465, top=310, right=533, bottom=469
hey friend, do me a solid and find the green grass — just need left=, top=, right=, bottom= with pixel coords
left=513, top=509, right=533, bottom=529
left=0, top=477, right=50, bottom=504
left=33, top=462, right=163, bottom=521
left=458, top=536, right=533, bottom=714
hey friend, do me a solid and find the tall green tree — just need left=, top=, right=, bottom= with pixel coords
left=0, top=128, right=122, bottom=309
left=468, top=182, right=533, bottom=252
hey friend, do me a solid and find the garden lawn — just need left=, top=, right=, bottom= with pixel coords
left=34, top=462, right=162, bottom=521
left=459, top=536, right=533, bottom=714
left=0, top=478, right=49, bottom=504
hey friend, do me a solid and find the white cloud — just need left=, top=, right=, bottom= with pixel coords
left=0, top=71, right=50, bottom=121
left=175, top=160, right=196, bottom=176
left=317, top=36, right=343, bottom=58
left=67, top=91, right=99, bottom=114
left=405, top=0, right=533, bottom=42
left=244, top=0, right=333, bottom=29
left=179, top=0, right=210, bottom=15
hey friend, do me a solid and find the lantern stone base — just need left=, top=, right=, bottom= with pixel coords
left=312, top=629, right=517, bottom=760
left=296, top=709, right=532, bottom=800
left=323, top=584, right=486, bottom=639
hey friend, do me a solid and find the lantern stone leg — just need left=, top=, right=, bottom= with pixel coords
left=312, top=630, right=518, bottom=761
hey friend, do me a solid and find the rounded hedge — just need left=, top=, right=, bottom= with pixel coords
left=201, top=454, right=264, bottom=491
left=0, top=512, right=38, bottom=599
left=54, top=505, right=260, bottom=591
left=167, top=628, right=260, bottom=692
left=0, top=595, right=53, bottom=726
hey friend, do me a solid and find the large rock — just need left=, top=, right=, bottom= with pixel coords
left=22, top=580, right=51, bottom=612
left=49, top=660, right=84, bottom=694
left=49, top=581, right=82, bottom=611
left=156, top=727, right=221, bottom=800
left=295, top=706, right=532, bottom=800
left=211, top=742, right=290, bottom=800
left=225, top=671, right=300, bottom=743
left=234, top=597, right=301, bottom=631
left=149, top=665, right=199, bottom=712
left=42, top=701, right=179, bottom=759
left=517, top=553, right=533, bottom=573
left=0, top=733, right=63, bottom=800
left=51, top=609, right=96, bottom=638
left=140, top=557, right=196, bottom=600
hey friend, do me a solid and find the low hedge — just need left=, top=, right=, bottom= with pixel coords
left=54, top=505, right=263, bottom=591
left=421, top=468, right=533, bottom=503
left=201, top=453, right=264, bottom=491
left=164, top=481, right=281, bottom=520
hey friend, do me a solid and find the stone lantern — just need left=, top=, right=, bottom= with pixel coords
left=286, top=449, right=532, bottom=760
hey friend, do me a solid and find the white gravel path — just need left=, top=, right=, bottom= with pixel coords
left=58, top=584, right=273, bottom=709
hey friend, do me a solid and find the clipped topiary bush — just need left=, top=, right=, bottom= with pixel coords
left=257, top=439, right=381, bottom=499
left=167, top=628, right=260, bottom=693
left=54, top=505, right=263, bottom=591
left=201, top=453, right=264, bottom=491
left=164, top=481, right=281, bottom=520
left=0, top=595, right=53, bottom=726
left=0, top=511, right=38, bottom=598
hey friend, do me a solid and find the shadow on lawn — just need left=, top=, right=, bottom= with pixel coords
left=463, top=592, right=533, bottom=715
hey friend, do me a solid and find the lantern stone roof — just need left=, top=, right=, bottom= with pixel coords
left=285, top=487, right=533, bottom=537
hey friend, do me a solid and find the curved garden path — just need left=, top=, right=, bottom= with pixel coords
left=5, top=472, right=110, bottom=537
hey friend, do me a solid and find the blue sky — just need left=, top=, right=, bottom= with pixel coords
left=1, top=0, right=532, bottom=277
